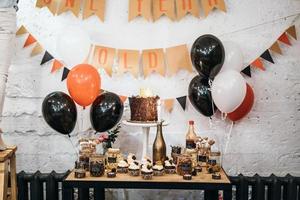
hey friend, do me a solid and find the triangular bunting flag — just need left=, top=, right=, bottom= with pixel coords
left=286, top=25, right=297, bottom=40
left=30, top=43, right=44, bottom=57
left=16, top=25, right=28, bottom=36
left=176, top=96, right=187, bottom=111
left=164, top=99, right=174, bottom=113
left=251, top=58, right=265, bottom=71
left=51, top=60, right=64, bottom=73
left=41, top=51, right=54, bottom=65
left=61, top=67, right=70, bottom=81
left=23, top=34, right=37, bottom=47
left=241, top=66, right=251, bottom=77
left=260, top=50, right=274, bottom=64
left=119, top=96, right=128, bottom=103
left=269, top=42, right=282, bottom=55
left=278, top=33, right=291, bottom=46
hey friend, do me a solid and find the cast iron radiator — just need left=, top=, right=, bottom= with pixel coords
left=16, top=171, right=300, bottom=200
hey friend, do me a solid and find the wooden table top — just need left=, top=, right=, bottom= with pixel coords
left=0, top=146, right=17, bottom=162
left=65, top=167, right=230, bottom=184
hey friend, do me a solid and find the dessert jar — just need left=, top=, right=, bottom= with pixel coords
left=207, top=151, right=221, bottom=173
left=176, top=154, right=193, bottom=176
left=185, top=148, right=198, bottom=167
left=170, top=146, right=181, bottom=164
left=106, top=148, right=122, bottom=170
left=89, top=154, right=105, bottom=177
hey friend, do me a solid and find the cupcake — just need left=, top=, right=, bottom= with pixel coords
left=164, top=159, right=176, bottom=174
left=128, top=161, right=140, bottom=176
left=141, top=156, right=152, bottom=168
left=141, top=164, right=153, bottom=180
left=153, top=161, right=164, bottom=176
left=127, top=153, right=137, bottom=164
left=117, top=160, right=129, bottom=173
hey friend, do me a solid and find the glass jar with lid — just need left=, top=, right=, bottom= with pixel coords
left=105, top=148, right=123, bottom=170
left=185, top=148, right=198, bottom=167
left=207, top=151, right=221, bottom=173
left=89, top=154, right=105, bottom=177
left=176, top=154, right=193, bottom=176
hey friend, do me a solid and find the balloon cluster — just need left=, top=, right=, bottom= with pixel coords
left=42, top=64, right=124, bottom=136
left=189, top=35, right=254, bottom=122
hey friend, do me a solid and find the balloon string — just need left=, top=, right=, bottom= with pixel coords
left=221, top=112, right=227, bottom=120
left=222, top=121, right=234, bottom=164
left=209, top=117, right=213, bottom=128
left=68, top=134, right=79, bottom=158
left=208, top=79, right=215, bottom=115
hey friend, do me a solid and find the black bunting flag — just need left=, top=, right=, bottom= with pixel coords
left=176, top=96, right=187, bottom=110
left=61, top=67, right=70, bottom=81
left=241, top=66, right=251, bottom=77
left=41, top=51, right=54, bottom=65
left=260, top=50, right=274, bottom=64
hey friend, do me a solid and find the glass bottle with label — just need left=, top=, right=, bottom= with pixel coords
left=185, top=120, right=197, bottom=149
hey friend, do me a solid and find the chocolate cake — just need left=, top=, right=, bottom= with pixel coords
left=129, top=96, right=159, bottom=122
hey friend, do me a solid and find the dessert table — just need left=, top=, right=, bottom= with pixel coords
left=62, top=168, right=232, bottom=200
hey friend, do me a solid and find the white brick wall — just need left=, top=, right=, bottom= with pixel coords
left=1, top=0, right=300, bottom=198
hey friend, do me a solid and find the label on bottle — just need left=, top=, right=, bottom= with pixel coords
left=186, top=140, right=196, bottom=149
left=198, top=155, right=207, bottom=162
left=107, top=157, right=117, bottom=163
left=181, top=163, right=192, bottom=172
left=207, top=159, right=217, bottom=166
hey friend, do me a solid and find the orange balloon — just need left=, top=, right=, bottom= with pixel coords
left=67, top=64, right=101, bottom=107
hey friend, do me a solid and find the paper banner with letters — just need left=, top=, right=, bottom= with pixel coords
left=117, top=49, right=140, bottom=78
left=176, top=0, right=200, bottom=20
left=128, top=0, right=152, bottom=21
left=92, top=45, right=115, bottom=77
left=142, top=48, right=166, bottom=77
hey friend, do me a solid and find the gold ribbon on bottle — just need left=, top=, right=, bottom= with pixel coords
left=176, top=0, right=200, bottom=20
left=153, top=0, right=176, bottom=21
left=128, top=0, right=152, bottom=21
left=57, top=0, right=82, bottom=17
left=92, top=45, right=115, bottom=77
left=201, top=0, right=226, bottom=17
left=83, top=0, right=106, bottom=21
left=118, top=49, right=140, bottom=78
left=142, top=48, right=166, bottom=77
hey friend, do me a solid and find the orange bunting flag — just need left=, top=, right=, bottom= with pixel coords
left=278, top=33, right=291, bottom=46
left=23, top=34, right=37, bottom=48
left=269, top=42, right=282, bottom=55
left=57, top=0, right=82, bottom=17
left=51, top=60, right=64, bottom=73
left=166, top=44, right=193, bottom=76
left=83, top=0, right=106, bottom=21
left=201, top=0, right=226, bottom=17
left=36, top=0, right=59, bottom=14
left=153, top=0, right=176, bottom=21
left=118, top=49, right=140, bottom=78
left=30, top=43, right=44, bottom=57
left=128, top=0, right=152, bottom=21
left=119, top=95, right=128, bottom=103
left=251, top=58, right=265, bottom=71
left=92, top=45, right=115, bottom=77
left=176, top=0, right=200, bottom=20
left=164, top=99, right=174, bottom=112
left=16, top=25, right=28, bottom=36
left=142, top=48, right=166, bottom=77
left=286, top=25, right=297, bottom=40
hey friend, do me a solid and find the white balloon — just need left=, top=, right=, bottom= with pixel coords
left=212, top=70, right=247, bottom=113
left=220, top=41, right=244, bottom=73
left=56, top=26, right=91, bottom=67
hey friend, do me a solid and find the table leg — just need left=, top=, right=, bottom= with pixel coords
left=223, top=189, right=232, bottom=200
left=94, top=187, right=105, bottom=200
left=204, top=190, right=219, bottom=200
left=142, top=127, right=150, bottom=159
left=10, top=153, right=17, bottom=200
left=0, top=160, right=9, bottom=200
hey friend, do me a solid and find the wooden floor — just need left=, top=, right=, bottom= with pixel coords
left=66, top=167, right=230, bottom=184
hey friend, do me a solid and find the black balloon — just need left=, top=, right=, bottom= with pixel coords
left=188, top=75, right=217, bottom=117
left=42, top=92, right=77, bottom=135
left=90, top=92, right=124, bottom=132
left=191, top=34, right=225, bottom=79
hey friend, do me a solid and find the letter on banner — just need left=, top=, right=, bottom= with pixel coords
left=153, top=0, right=176, bottom=21
left=57, top=0, right=82, bottom=16
left=201, top=0, right=226, bottom=17
left=118, top=49, right=140, bottom=78
left=176, top=0, right=200, bottom=20
left=142, top=49, right=165, bottom=77
left=93, top=45, right=115, bottom=77
left=128, top=0, right=152, bottom=21
left=166, top=44, right=193, bottom=76
left=83, top=0, right=105, bottom=21
left=36, top=0, right=60, bottom=14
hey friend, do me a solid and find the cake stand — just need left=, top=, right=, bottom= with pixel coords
left=122, top=120, right=169, bottom=159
